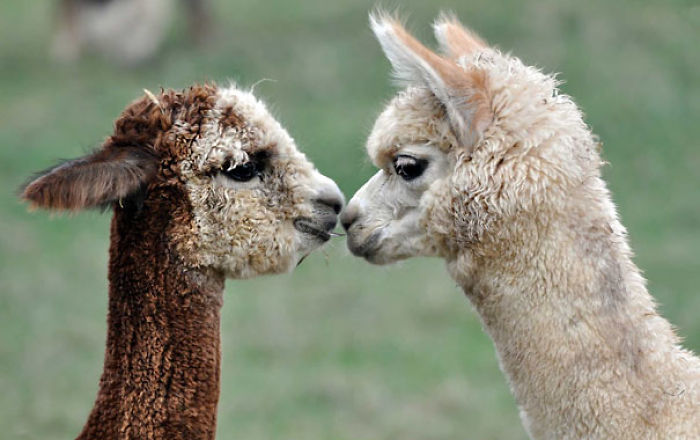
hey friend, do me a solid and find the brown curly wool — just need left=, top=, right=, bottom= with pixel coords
left=78, top=185, right=224, bottom=439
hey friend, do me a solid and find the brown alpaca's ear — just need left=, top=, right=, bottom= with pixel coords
left=432, top=12, right=487, bottom=59
left=21, top=146, right=159, bottom=211
left=370, top=12, right=492, bottom=149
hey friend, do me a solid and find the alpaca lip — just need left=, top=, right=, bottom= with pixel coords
left=347, top=230, right=381, bottom=259
left=294, top=218, right=332, bottom=241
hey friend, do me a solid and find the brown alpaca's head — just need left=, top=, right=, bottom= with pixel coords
left=22, top=84, right=344, bottom=278
left=341, top=13, right=600, bottom=264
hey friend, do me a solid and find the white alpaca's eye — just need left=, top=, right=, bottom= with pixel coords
left=393, top=155, right=428, bottom=181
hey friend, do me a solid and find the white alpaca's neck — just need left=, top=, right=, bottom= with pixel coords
left=448, top=193, right=700, bottom=439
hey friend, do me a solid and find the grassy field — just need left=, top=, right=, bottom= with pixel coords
left=1, top=0, right=698, bottom=439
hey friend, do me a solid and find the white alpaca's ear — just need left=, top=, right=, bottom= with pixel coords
left=369, top=12, right=490, bottom=149
left=432, top=12, right=486, bottom=59
left=370, top=13, right=448, bottom=90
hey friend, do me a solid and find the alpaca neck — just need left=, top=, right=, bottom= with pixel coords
left=449, top=207, right=697, bottom=438
left=77, top=200, right=225, bottom=440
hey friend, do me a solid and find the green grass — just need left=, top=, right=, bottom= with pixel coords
left=1, top=0, right=698, bottom=439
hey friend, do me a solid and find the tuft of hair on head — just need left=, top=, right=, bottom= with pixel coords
left=20, top=146, right=159, bottom=212
left=248, top=78, right=277, bottom=94
left=432, top=11, right=487, bottom=59
left=143, top=88, right=164, bottom=112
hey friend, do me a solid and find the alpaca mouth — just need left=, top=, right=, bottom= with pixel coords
left=347, top=229, right=381, bottom=259
left=294, top=217, right=339, bottom=242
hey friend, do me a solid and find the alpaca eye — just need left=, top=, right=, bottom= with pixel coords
left=219, top=152, right=269, bottom=183
left=221, top=161, right=260, bottom=182
left=394, top=155, right=428, bottom=181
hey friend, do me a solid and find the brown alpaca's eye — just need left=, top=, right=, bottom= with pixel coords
left=394, top=155, right=428, bottom=181
left=221, top=161, right=261, bottom=182
left=220, top=152, right=268, bottom=182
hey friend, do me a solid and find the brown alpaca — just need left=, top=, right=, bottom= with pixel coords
left=21, top=83, right=343, bottom=439
left=342, top=13, right=700, bottom=439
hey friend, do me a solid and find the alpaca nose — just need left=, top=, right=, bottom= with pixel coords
left=313, top=179, right=344, bottom=215
left=315, top=194, right=343, bottom=215
left=340, top=202, right=359, bottom=231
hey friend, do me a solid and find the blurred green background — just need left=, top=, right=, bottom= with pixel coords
left=1, top=0, right=698, bottom=439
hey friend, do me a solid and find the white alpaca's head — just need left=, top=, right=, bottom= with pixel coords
left=342, top=13, right=600, bottom=265
left=22, top=83, right=344, bottom=279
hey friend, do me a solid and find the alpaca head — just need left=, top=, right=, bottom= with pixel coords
left=341, top=13, right=600, bottom=265
left=22, top=84, right=344, bottom=278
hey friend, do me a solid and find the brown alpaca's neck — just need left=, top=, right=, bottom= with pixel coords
left=449, top=209, right=696, bottom=438
left=77, top=199, right=224, bottom=440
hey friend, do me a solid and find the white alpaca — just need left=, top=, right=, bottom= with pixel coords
left=341, top=13, right=700, bottom=439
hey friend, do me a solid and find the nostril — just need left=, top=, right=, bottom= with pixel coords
left=315, top=195, right=343, bottom=215
left=340, top=208, right=358, bottom=232
left=330, top=200, right=342, bottom=215
left=341, top=217, right=354, bottom=232
left=313, top=178, right=345, bottom=216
